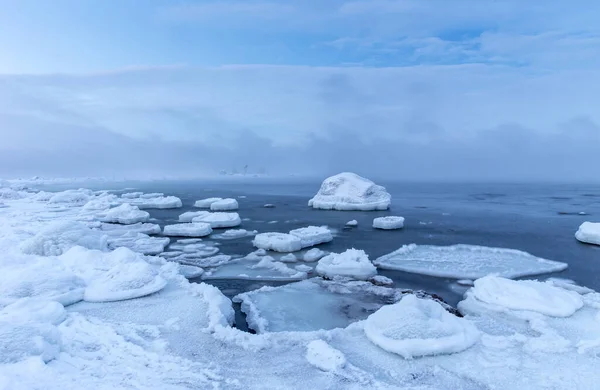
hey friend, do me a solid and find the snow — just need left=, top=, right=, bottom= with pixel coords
left=179, top=210, right=210, bottom=222
left=100, top=203, right=150, bottom=224
left=194, top=197, right=222, bottom=208
left=252, top=232, right=302, bottom=252
left=316, top=249, right=377, bottom=280
left=375, top=244, right=569, bottom=279
left=306, top=340, right=346, bottom=372
left=203, top=256, right=306, bottom=282
left=122, top=195, right=183, bottom=209
left=21, top=221, right=108, bottom=256
left=178, top=265, right=204, bottom=278
left=575, top=222, right=600, bottom=246
left=48, top=189, right=92, bottom=205
left=97, top=221, right=161, bottom=235
left=192, top=212, right=242, bottom=228
left=370, top=275, right=393, bottom=286
left=121, top=192, right=143, bottom=198
left=373, top=216, right=405, bottom=230
left=364, top=295, right=480, bottom=359
left=303, top=248, right=327, bottom=262
left=163, top=223, right=212, bottom=237
left=107, top=232, right=170, bottom=255
left=211, top=229, right=257, bottom=239
left=346, top=220, right=358, bottom=226
left=308, top=172, right=391, bottom=211
left=289, top=226, right=333, bottom=248
left=279, top=253, right=297, bottom=262
left=210, top=198, right=239, bottom=211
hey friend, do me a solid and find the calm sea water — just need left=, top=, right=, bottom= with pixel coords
left=40, top=179, right=600, bottom=308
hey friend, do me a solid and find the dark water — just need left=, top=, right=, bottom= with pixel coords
left=40, top=179, right=600, bottom=307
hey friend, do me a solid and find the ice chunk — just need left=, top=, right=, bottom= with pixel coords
left=306, top=340, right=346, bottom=372
left=121, top=192, right=143, bottom=199
left=48, top=189, right=92, bottom=204
left=21, top=221, right=108, bottom=256
left=303, top=248, right=327, bottom=262
left=98, top=222, right=161, bottom=235
left=203, top=257, right=306, bottom=281
left=375, top=244, right=568, bottom=279
left=124, top=195, right=182, bottom=209
left=100, top=203, right=150, bottom=224
left=364, top=295, right=479, bottom=359
left=0, top=298, right=66, bottom=325
left=210, top=198, right=239, bottom=211
left=373, top=216, right=405, bottom=230
left=179, top=210, right=210, bottom=222
left=192, top=212, right=242, bottom=228
left=295, top=264, right=312, bottom=272
left=82, top=194, right=118, bottom=211
left=140, top=192, right=164, bottom=199
left=0, top=322, right=61, bottom=363
left=253, top=232, right=302, bottom=252
left=289, top=226, right=333, bottom=248
left=264, top=204, right=276, bottom=208
left=546, top=278, right=594, bottom=295
left=167, top=242, right=220, bottom=258
left=163, top=223, right=212, bottom=237
left=174, top=254, right=232, bottom=268
left=194, top=197, right=222, bottom=208
left=575, top=222, right=600, bottom=246
left=176, top=238, right=203, bottom=244
left=233, top=278, right=399, bottom=332
left=0, top=188, right=25, bottom=200
left=346, top=220, right=358, bottom=227
left=279, top=253, right=297, bottom=263
left=212, top=229, right=257, bottom=239
left=308, top=172, right=391, bottom=211
left=370, top=275, right=394, bottom=286
left=316, top=249, right=377, bottom=280
left=463, top=276, right=583, bottom=317
left=178, top=265, right=204, bottom=278
left=107, top=232, right=170, bottom=255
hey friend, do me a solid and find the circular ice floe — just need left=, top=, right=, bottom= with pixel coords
left=192, top=212, right=241, bottom=228
left=289, top=226, right=333, bottom=248
left=306, top=340, right=346, bottom=372
left=163, top=223, right=213, bottom=237
left=124, top=195, right=182, bottom=209
left=575, top=222, right=600, bottom=246
left=303, top=248, right=327, bottom=262
left=373, top=216, right=405, bottom=230
left=308, top=172, right=391, bottom=211
left=364, top=295, right=479, bottom=359
left=100, top=203, right=150, bottom=225
left=210, top=198, right=239, bottom=211
left=178, top=210, right=210, bottom=223
left=466, top=276, right=584, bottom=317
left=316, top=249, right=377, bottom=280
left=253, top=232, right=302, bottom=252
left=212, top=229, right=257, bottom=240
left=194, top=197, right=223, bottom=208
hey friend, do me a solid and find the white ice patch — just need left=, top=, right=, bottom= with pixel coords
left=48, top=189, right=93, bottom=205
left=308, top=172, right=391, bottom=211
left=373, top=216, right=405, bottom=230
left=192, top=212, right=242, bottom=228
left=122, top=195, right=182, bottom=209
left=21, top=221, right=108, bottom=256
left=375, top=244, right=568, bottom=279
left=346, top=220, right=358, bottom=227
left=178, top=265, right=204, bottom=278
left=0, top=298, right=67, bottom=326
left=289, top=226, right=333, bottom=248
left=306, top=340, right=346, bottom=372
left=211, top=229, right=257, bottom=240
left=210, top=198, right=239, bottom=211
left=279, top=253, right=297, bottom=263
left=163, top=223, right=212, bottom=237
left=107, top=232, right=170, bottom=255
left=316, top=249, right=377, bottom=280
left=203, top=256, right=306, bottom=282
left=179, top=210, right=210, bottom=222
left=97, top=222, right=161, bottom=235
left=100, top=203, right=150, bottom=224
left=303, top=248, right=327, bottom=262
left=365, top=295, right=479, bottom=359
left=0, top=321, right=61, bottom=363
left=121, top=192, right=143, bottom=199
left=575, top=222, right=600, bottom=246
left=194, top=197, right=222, bottom=208
left=253, top=232, right=302, bottom=252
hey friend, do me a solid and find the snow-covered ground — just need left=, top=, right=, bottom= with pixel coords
left=1, top=183, right=599, bottom=389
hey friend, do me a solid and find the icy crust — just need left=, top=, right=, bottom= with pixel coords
left=107, top=232, right=170, bottom=255
left=192, top=212, right=242, bottom=228
left=100, top=203, right=150, bottom=224
left=253, top=232, right=302, bottom=252
left=373, top=216, right=405, bottom=230
left=179, top=210, right=210, bottom=222
left=303, top=248, right=327, bottom=261
left=121, top=195, right=183, bottom=209
left=21, top=221, right=109, bottom=256
left=163, top=223, right=213, bottom=237
left=316, top=249, right=377, bottom=280
left=48, top=189, right=93, bottom=205
left=97, top=221, right=161, bottom=235
left=210, top=198, right=239, bottom=211
left=194, top=197, right=222, bottom=208
left=289, top=226, right=333, bottom=248
left=212, top=229, right=257, bottom=240
left=575, top=222, right=600, bottom=246
left=306, top=340, right=346, bottom=371
left=364, top=295, right=479, bottom=359
left=308, top=172, right=391, bottom=211
left=203, top=255, right=306, bottom=282
left=375, top=244, right=568, bottom=279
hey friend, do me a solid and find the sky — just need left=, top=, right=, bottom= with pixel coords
left=0, top=0, right=599, bottom=181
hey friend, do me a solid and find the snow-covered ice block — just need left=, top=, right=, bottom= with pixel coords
left=546, top=278, right=594, bottom=295
left=140, top=192, right=164, bottom=199
left=107, top=232, right=170, bottom=255
left=375, top=244, right=568, bottom=279
left=194, top=197, right=222, bottom=208
left=178, top=265, right=204, bottom=278
left=0, top=298, right=66, bottom=326
left=121, top=192, right=143, bottom=199
left=163, top=223, right=212, bottom=237
left=100, top=203, right=150, bottom=224
left=98, top=222, right=161, bottom=235
left=125, top=195, right=182, bottom=209
left=253, top=232, right=302, bottom=252
left=306, top=340, right=346, bottom=372
left=173, top=254, right=232, bottom=268
left=0, top=322, right=61, bottom=363
left=82, top=194, right=118, bottom=211
left=373, top=216, right=405, bottom=230
left=295, top=264, right=313, bottom=273
left=346, top=220, right=358, bottom=227
left=462, top=276, right=583, bottom=317
left=192, top=212, right=242, bottom=228
left=279, top=253, right=297, bottom=263
left=370, top=275, right=394, bottom=286
left=167, top=242, right=220, bottom=258
left=203, top=256, right=306, bottom=282
left=316, top=249, right=377, bottom=280
left=308, top=172, right=391, bottom=211
left=212, top=229, right=257, bottom=240
left=575, top=222, right=600, bottom=246
left=289, top=226, right=333, bottom=248
left=364, top=295, right=479, bottom=359
left=21, top=221, right=108, bottom=256
left=179, top=210, right=210, bottom=222
left=233, top=278, right=399, bottom=333
left=48, top=189, right=92, bottom=204
left=210, top=198, right=239, bottom=211
left=303, top=248, right=327, bottom=262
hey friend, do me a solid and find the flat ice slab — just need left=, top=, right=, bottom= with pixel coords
left=233, top=278, right=400, bottom=333
left=179, top=211, right=210, bottom=222
left=192, top=212, right=242, bottom=228
left=100, top=203, right=150, bottom=224
left=575, top=222, right=600, bottom=246
left=203, top=256, right=306, bottom=282
left=107, top=232, right=170, bottom=255
left=289, top=226, right=333, bottom=248
left=316, top=249, right=377, bottom=280
left=373, top=216, right=404, bottom=230
left=97, top=222, right=161, bottom=235
left=303, top=248, right=327, bottom=262
left=122, top=195, right=182, bottom=209
left=211, top=229, right=257, bottom=240
left=375, top=244, right=568, bottom=279
left=253, top=232, right=302, bottom=252
left=210, top=198, right=238, bottom=211
left=194, top=197, right=222, bottom=208
left=364, top=295, right=479, bottom=359
left=163, top=223, right=212, bottom=237
left=308, top=172, right=391, bottom=211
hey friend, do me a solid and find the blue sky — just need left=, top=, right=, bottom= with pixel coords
left=0, top=1, right=599, bottom=180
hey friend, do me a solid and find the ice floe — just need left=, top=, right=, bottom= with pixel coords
left=48, top=189, right=93, bottom=205
left=211, top=229, right=257, bottom=240
left=203, top=256, right=306, bottom=282
left=373, top=216, right=404, bottom=230
left=21, top=221, right=108, bottom=256
left=97, top=221, right=161, bottom=235
left=575, top=222, right=600, bottom=246
left=253, top=232, right=302, bottom=252
left=306, top=340, right=346, bottom=371
left=210, top=198, right=239, bottom=211
left=100, top=203, right=150, bottom=224
left=163, top=223, right=212, bottom=237
left=192, top=212, right=242, bottom=228
left=179, top=210, right=210, bottom=222
left=122, top=194, right=183, bottom=209
left=107, top=232, right=170, bottom=255
left=303, top=248, right=327, bottom=262
left=316, top=249, right=377, bottom=280
left=375, top=244, right=568, bottom=279
left=289, top=226, right=333, bottom=248
left=346, top=220, right=358, bottom=227
left=194, top=197, right=222, bottom=208
left=178, top=264, right=204, bottom=278
left=308, top=172, right=391, bottom=211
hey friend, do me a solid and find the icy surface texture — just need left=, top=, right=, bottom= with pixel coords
left=21, top=221, right=108, bottom=256
left=308, top=172, right=391, bottom=211
left=575, top=222, right=600, bottom=245
left=192, top=212, right=242, bottom=228
left=210, top=198, right=239, bottom=211
left=289, top=226, right=333, bottom=248
left=316, top=249, right=377, bottom=280
left=373, top=216, right=405, bottom=230
left=253, top=232, right=302, bottom=252
left=163, top=223, right=212, bottom=237
left=100, top=203, right=150, bottom=224
left=306, top=340, right=346, bottom=371
left=194, top=197, right=222, bottom=208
